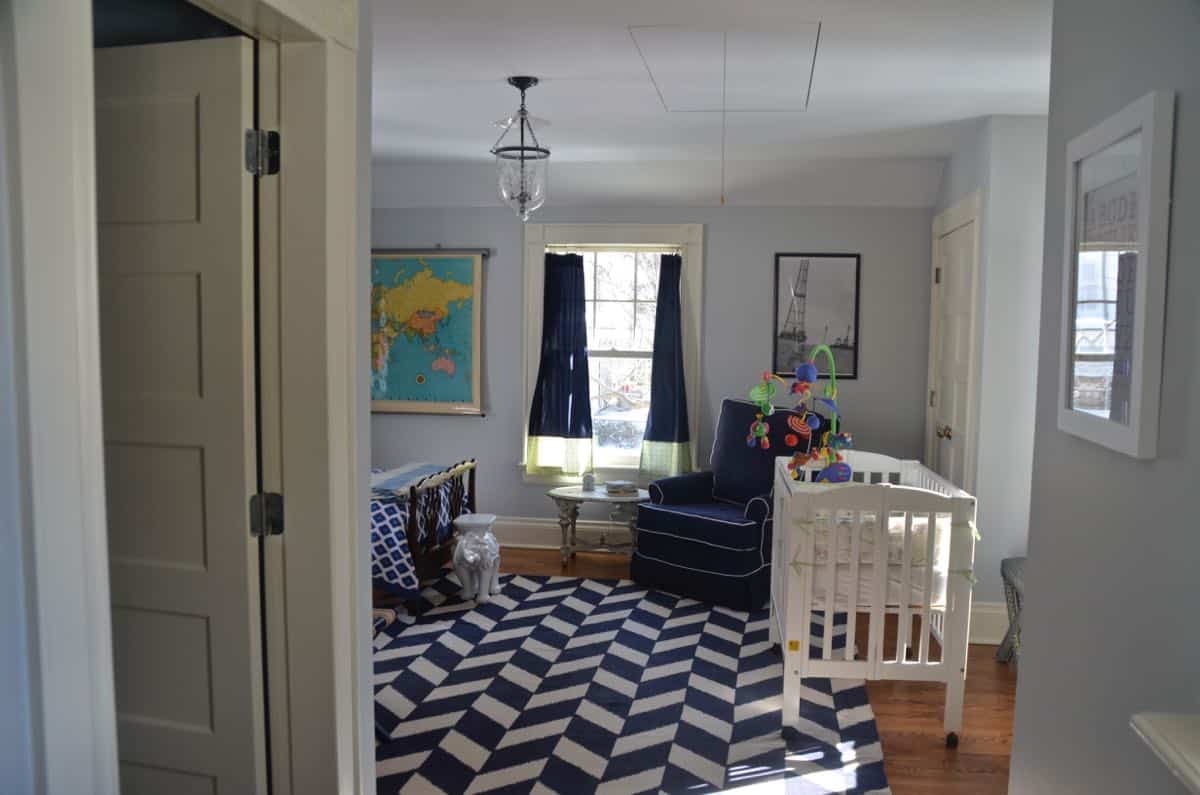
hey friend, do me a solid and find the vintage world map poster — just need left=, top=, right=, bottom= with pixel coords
left=370, top=251, right=483, bottom=414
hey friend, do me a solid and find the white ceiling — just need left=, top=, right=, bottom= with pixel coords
left=371, top=0, right=1051, bottom=208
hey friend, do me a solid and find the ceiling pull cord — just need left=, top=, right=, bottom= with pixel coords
left=720, top=32, right=727, bottom=206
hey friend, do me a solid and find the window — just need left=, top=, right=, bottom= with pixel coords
left=1070, top=248, right=1127, bottom=417
left=567, top=249, right=663, bottom=468
left=523, top=223, right=703, bottom=480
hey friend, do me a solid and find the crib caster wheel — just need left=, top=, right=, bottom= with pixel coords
left=781, top=726, right=802, bottom=743
left=945, top=732, right=959, bottom=749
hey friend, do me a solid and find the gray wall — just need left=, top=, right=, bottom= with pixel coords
left=935, top=117, right=991, bottom=215
left=974, top=116, right=1046, bottom=602
left=372, top=204, right=932, bottom=521
left=1009, top=1, right=1200, bottom=792
left=0, top=2, right=38, bottom=790
left=935, top=115, right=1048, bottom=602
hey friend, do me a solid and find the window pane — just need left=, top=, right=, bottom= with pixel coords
left=595, top=251, right=636, bottom=300
left=1068, top=130, right=1140, bottom=423
left=634, top=302, right=656, bottom=351
left=583, top=252, right=595, bottom=301
left=636, top=252, right=661, bottom=300
left=590, top=355, right=651, bottom=453
left=592, top=301, right=635, bottom=350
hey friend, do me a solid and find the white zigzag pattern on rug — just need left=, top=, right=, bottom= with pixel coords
left=373, top=573, right=891, bottom=794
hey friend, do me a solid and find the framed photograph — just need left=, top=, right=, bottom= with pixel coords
left=371, top=250, right=484, bottom=415
left=773, top=253, right=861, bottom=378
left=1057, top=91, right=1174, bottom=458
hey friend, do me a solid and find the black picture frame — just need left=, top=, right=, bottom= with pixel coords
left=773, top=253, right=861, bottom=379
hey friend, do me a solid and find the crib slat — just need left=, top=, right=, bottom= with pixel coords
left=823, top=514, right=838, bottom=660
left=919, top=512, right=938, bottom=663
left=896, top=512, right=913, bottom=663
left=846, top=512, right=861, bottom=661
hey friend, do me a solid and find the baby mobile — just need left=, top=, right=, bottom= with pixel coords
left=746, top=344, right=855, bottom=483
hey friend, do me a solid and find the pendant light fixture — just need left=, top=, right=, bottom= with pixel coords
left=491, top=76, right=550, bottom=221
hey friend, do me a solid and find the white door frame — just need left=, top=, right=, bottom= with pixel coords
left=925, top=191, right=983, bottom=493
left=4, top=1, right=372, bottom=793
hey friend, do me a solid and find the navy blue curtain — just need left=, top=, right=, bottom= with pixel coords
left=528, top=253, right=593, bottom=439
left=643, top=254, right=690, bottom=446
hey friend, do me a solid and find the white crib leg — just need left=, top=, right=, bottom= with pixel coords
left=942, top=499, right=976, bottom=748
left=768, top=597, right=779, bottom=647
left=781, top=649, right=802, bottom=736
left=769, top=489, right=787, bottom=649
left=944, top=664, right=965, bottom=742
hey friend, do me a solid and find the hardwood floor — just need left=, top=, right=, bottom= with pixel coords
left=500, top=548, right=1017, bottom=795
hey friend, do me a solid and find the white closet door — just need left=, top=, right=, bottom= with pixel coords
left=95, top=37, right=266, bottom=795
left=929, top=219, right=977, bottom=488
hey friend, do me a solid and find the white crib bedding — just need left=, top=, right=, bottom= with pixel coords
left=804, top=513, right=951, bottom=609
left=809, top=563, right=947, bottom=610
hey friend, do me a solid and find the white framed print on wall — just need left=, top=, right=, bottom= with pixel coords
left=1058, top=90, right=1174, bottom=458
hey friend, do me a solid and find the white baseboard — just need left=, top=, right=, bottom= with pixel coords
left=967, top=601, right=1009, bottom=645
left=494, top=515, right=1009, bottom=645
left=494, top=515, right=632, bottom=549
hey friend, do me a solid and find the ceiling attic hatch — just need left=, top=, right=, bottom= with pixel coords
left=629, top=24, right=821, bottom=112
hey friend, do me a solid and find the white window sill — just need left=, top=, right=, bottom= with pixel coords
left=1131, top=713, right=1200, bottom=794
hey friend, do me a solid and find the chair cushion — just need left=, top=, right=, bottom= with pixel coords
left=710, top=398, right=811, bottom=504
left=649, top=471, right=714, bottom=505
left=636, top=501, right=768, bottom=580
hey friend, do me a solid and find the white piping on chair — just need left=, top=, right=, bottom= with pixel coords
left=635, top=526, right=760, bottom=552
left=743, top=495, right=771, bottom=520
left=639, top=503, right=756, bottom=527
left=632, top=551, right=770, bottom=579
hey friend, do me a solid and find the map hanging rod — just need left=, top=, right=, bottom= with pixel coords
left=372, top=247, right=491, bottom=258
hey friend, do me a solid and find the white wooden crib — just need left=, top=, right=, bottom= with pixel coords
left=770, top=451, right=977, bottom=747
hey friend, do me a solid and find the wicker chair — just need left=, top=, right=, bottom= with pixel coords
left=996, top=556, right=1026, bottom=663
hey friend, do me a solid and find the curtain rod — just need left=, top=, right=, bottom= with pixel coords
left=544, top=244, right=683, bottom=253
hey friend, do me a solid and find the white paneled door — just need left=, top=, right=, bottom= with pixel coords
left=96, top=38, right=266, bottom=795
left=926, top=198, right=980, bottom=490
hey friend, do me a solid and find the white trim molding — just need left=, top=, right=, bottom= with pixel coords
left=966, top=601, right=1009, bottom=645
left=495, top=515, right=634, bottom=550
left=522, top=223, right=704, bottom=481
left=8, top=2, right=120, bottom=791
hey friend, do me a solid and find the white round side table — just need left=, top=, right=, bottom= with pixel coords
left=546, top=485, right=649, bottom=566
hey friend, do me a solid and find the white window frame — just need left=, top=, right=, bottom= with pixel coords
left=522, top=223, right=703, bottom=484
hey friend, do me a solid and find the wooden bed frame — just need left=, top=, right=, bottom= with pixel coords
left=404, top=458, right=477, bottom=581
left=372, top=459, right=478, bottom=617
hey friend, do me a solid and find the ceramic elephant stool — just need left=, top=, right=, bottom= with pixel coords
left=452, top=513, right=501, bottom=603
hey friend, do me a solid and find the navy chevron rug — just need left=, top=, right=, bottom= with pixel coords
left=373, top=574, right=890, bottom=794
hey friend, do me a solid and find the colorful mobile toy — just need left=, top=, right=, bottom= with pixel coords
left=743, top=349, right=854, bottom=482
left=746, top=371, right=785, bottom=449
left=789, top=344, right=854, bottom=483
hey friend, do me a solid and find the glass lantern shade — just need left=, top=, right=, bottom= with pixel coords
left=490, top=77, right=551, bottom=221
left=495, top=152, right=548, bottom=221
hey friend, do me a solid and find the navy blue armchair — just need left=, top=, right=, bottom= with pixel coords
left=632, top=398, right=815, bottom=611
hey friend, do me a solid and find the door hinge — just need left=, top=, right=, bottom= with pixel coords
left=245, top=129, right=280, bottom=176
left=250, top=492, right=285, bottom=538
left=934, top=267, right=942, bottom=285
